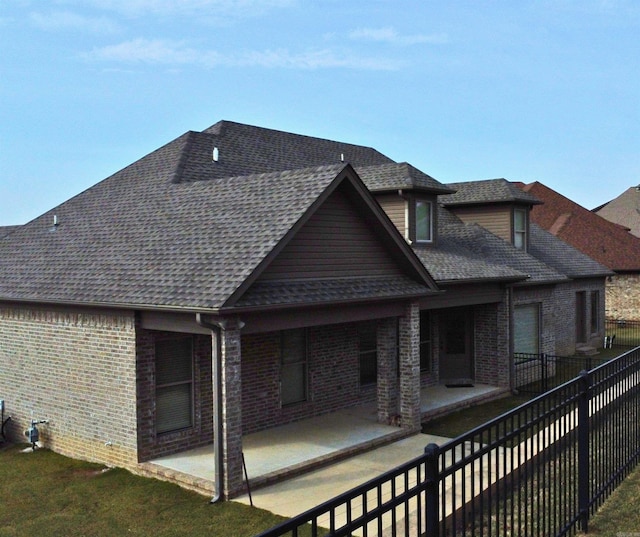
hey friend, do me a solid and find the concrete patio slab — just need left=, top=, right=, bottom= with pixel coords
left=235, top=432, right=450, bottom=520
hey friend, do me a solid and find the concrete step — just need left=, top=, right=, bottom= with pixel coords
left=575, top=345, right=599, bottom=356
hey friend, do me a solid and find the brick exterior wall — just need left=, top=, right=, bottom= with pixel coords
left=398, top=302, right=421, bottom=431
left=474, top=300, right=511, bottom=387
left=514, top=279, right=607, bottom=356
left=0, top=305, right=138, bottom=469
left=241, top=321, right=372, bottom=436
left=606, top=274, right=640, bottom=321
left=553, top=279, right=606, bottom=352
left=136, top=330, right=213, bottom=462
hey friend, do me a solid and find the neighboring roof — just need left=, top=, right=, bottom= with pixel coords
left=594, top=186, right=640, bottom=239
left=0, top=226, right=20, bottom=239
left=528, top=224, right=612, bottom=279
left=442, top=178, right=542, bottom=207
left=357, top=162, right=455, bottom=195
left=0, top=131, right=436, bottom=312
left=519, top=181, right=640, bottom=272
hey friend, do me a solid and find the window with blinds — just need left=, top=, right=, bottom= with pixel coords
left=514, top=304, right=540, bottom=354
left=155, top=337, right=194, bottom=434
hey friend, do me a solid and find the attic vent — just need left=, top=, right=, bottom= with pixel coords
left=212, top=147, right=219, bottom=162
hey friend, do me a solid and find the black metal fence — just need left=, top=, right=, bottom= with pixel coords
left=514, top=353, right=611, bottom=394
left=604, top=318, right=640, bottom=348
left=255, top=347, right=640, bottom=537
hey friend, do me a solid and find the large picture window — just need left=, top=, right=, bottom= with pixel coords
left=155, top=337, right=193, bottom=434
left=281, top=329, right=307, bottom=405
left=416, top=200, right=433, bottom=243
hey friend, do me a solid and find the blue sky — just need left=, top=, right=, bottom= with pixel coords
left=1, top=0, right=638, bottom=225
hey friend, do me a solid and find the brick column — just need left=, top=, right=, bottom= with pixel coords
left=220, top=319, right=243, bottom=499
left=376, top=317, right=399, bottom=424
left=398, top=302, right=421, bottom=431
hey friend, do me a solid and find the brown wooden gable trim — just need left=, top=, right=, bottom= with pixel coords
left=222, top=165, right=438, bottom=308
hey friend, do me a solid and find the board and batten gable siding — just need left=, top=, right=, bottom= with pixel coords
left=260, top=187, right=407, bottom=281
left=376, top=194, right=407, bottom=239
left=451, top=206, right=512, bottom=242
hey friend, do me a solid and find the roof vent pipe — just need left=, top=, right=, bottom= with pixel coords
left=213, top=147, right=219, bottom=162
left=340, top=153, right=344, bottom=162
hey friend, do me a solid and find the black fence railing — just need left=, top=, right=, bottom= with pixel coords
left=605, top=318, right=640, bottom=347
left=514, top=353, right=612, bottom=394
left=255, top=347, right=640, bottom=537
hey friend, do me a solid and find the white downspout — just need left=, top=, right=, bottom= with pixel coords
left=196, top=313, right=225, bottom=504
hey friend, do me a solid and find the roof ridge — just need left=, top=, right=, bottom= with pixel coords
left=171, top=131, right=198, bottom=184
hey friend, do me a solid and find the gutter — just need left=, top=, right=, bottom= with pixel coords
left=196, top=313, right=225, bottom=504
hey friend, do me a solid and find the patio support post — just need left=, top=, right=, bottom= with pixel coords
left=398, top=301, right=421, bottom=431
left=220, top=318, right=244, bottom=499
left=377, top=317, right=399, bottom=424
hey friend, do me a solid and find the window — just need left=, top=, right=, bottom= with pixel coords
left=155, top=337, right=193, bottom=434
left=416, top=200, right=433, bottom=243
left=358, top=324, right=377, bottom=385
left=281, top=329, right=307, bottom=405
left=513, top=209, right=527, bottom=250
left=514, top=304, right=540, bottom=354
left=591, top=291, right=600, bottom=333
left=419, top=310, right=431, bottom=371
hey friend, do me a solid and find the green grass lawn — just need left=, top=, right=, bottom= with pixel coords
left=580, top=465, right=640, bottom=536
left=0, top=443, right=287, bottom=537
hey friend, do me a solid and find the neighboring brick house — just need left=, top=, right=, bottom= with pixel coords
left=0, top=121, right=610, bottom=499
left=518, top=181, right=640, bottom=321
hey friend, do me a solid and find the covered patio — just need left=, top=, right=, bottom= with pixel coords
left=138, top=383, right=505, bottom=496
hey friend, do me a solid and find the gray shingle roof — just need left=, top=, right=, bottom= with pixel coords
left=0, top=226, right=20, bottom=239
left=197, top=120, right=394, bottom=178
left=417, top=207, right=567, bottom=284
left=0, top=120, right=608, bottom=311
left=0, top=129, right=435, bottom=310
left=0, top=134, right=351, bottom=309
left=442, top=178, right=542, bottom=206
left=356, top=162, right=455, bottom=194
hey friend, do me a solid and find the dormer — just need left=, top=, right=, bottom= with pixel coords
left=441, top=179, right=542, bottom=252
left=356, top=162, right=455, bottom=247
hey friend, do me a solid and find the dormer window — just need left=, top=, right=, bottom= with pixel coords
left=416, top=200, right=433, bottom=243
left=513, top=208, right=527, bottom=250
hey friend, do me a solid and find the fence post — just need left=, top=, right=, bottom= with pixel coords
left=425, top=443, right=440, bottom=537
left=578, top=370, right=591, bottom=533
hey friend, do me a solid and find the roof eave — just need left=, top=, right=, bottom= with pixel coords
left=218, top=289, right=444, bottom=315
left=0, top=296, right=222, bottom=315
